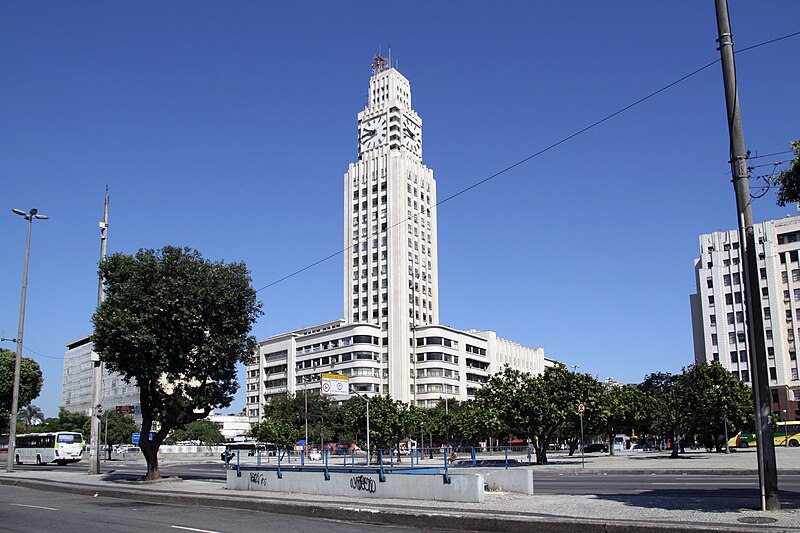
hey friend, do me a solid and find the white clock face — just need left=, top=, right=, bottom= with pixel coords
left=402, top=116, right=421, bottom=154
left=361, top=115, right=387, bottom=150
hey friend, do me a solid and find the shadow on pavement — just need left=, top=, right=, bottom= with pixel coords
left=595, top=489, right=800, bottom=512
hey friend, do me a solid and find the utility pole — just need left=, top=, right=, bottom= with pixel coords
left=714, top=0, right=779, bottom=510
left=89, top=189, right=109, bottom=475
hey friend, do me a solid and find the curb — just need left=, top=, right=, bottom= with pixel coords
left=0, top=476, right=772, bottom=533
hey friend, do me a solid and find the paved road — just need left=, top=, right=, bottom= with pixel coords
left=20, top=460, right=800, bottom=497
left=0, top=484, right=424, bottom=533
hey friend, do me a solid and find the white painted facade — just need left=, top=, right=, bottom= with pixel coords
left=245, top=56, right=551, bottom=421
left=690, top=215, right=800, bottom=419
left=208, top=414, right=251, bottom=441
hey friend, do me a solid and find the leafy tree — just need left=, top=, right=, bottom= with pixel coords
left=17, top=404, right=44, bottom=431
left=343, top=395, right=411, bottom=458
left=167, top=419, right=224, bottom=445
left=678, top=362, right=752, bottom=451
left=640, top=372, right=682, bottom=457
left=0, top=348, right=43, bottom=426
left=36, top=408, right=90, bottom=434
left=601, top=384, right=650, bottom=455
left=101, top=411, right=139, bottom=446
left=770, top=140, right=800, bottom=207
left=92, top=246, right=262, bottom=480
left=262, top=391, right=338, bottom=449
left=250, top=418, right=299, bottom=452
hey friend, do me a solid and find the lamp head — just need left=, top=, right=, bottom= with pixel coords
left=12, top=208, right=26, bottom=217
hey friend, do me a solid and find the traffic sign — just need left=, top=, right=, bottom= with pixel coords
left=578, top=403, right=586, bottom=414
left=321, top=372, right=349, bottom=396
left=116, top=405, right=136, bottom=415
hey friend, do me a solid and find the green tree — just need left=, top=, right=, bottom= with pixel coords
left=250, top=418, right=299, bottom=452
left=92, top=246, right=262, bottom=480
left=0, top=348, right=43, bottom=427
left=601, top=384, right=650, bottom=455
left=36, top=408, right=90, bottom=434
left=678, top=361, right=753, bottom=451
left=261, top=392, right=339, bottom=449
left=167, top=419, right=224, bottom=445
left=640, top=372, right=682, bottom=457
left=343, top=395, right=410, bottom=457
left=16, top=404, right=44, bottom=431
left=101, top=411, right=139, bottom=446
left=771, top=140, right=800, bottom=206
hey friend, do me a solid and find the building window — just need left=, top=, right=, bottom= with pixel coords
left=725, top=293, right=733, bottom=305
left=727, top=312, right=735, bottom=325
left=768, top=347, right=775, bottom=357
left=730, top=351, right=737, bottom=363
left=737, top=332, right=746, bottom=343
left=741, top=370, right=749, bottom=382
left=709, top=295, right=715, bottom=306
left=735, top=292, right=742, bottom=304
left=739, top=350, right=747, bottom=362
left=760, top=267, right=767, bottom=279
left=791, top=368, right=799, bottom=381
left=724, top=275, right=731, bottom=286
left=769, top=367, right=778, bottom=381
left=764, top=307, right=771, bottom=319
left=766, top=329, right=773, bottom=340
left=712, top=334, right=718, bottom=346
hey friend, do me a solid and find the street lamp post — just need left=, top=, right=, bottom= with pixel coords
left=349, top=386, right=370, bottom=464
left=6, top=208, right=48, bottom=473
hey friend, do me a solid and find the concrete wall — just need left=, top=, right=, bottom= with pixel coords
left=482, top=468, right=534, bottom=495
left=227, top=468, right=484, bottom=503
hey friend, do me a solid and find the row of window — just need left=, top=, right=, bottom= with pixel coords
left=416, top=368, right=459, bottom=379
left=417, top=383, right=459, bottom=394
left=415, top=352, right=458, bottom=364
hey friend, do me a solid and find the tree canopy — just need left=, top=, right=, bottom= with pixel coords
left=92, top=246, right=262, bottom=480
left=0, top=348, right=43, bottom=426
left=771, top=140, right=800, bottom=207
left=167, top=419, right=224, bottom=445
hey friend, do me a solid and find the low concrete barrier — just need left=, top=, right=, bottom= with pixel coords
left=227, top=468, right=485, bottom=503
left=483, top=468, right=534, bottom=495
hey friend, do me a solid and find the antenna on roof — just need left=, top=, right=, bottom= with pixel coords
left=388, top=46, right=392, bottom=69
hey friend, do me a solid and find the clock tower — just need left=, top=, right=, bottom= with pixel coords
left=344, top=55, right=439, bottom=402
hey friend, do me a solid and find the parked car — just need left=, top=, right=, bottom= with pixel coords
left=307, top=450, right=322, bottom=461
left=584, top=443, right=608, bottom=453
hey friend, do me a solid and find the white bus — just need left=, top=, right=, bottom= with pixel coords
left=14, top=432, right=84, bottom=465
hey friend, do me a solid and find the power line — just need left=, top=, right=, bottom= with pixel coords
left=255, top=29, right=800, bottom=294
left=21, top=344, right=64, bottom=360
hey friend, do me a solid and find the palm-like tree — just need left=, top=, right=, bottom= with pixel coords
left=17, top=404, right=44, bottom=431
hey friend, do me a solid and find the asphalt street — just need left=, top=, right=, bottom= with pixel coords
left=0, top=484, right=423, bottom=533
left=17, top=460, right=800, bottom=498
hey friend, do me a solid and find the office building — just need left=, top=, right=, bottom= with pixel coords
left=690, top=215, right=800, bottom=420
left=246, top=56, right=552, bottom=420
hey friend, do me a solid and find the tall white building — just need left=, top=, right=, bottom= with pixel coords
left=690, top=215, right=800, bottom=421
left=246, top=56, right=552, bottom=420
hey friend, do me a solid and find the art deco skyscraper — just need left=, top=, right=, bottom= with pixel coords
left=343, top=56, right=439, bottom=401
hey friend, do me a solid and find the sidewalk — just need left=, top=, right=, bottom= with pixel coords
left=1, top=450, right=798, bottom=532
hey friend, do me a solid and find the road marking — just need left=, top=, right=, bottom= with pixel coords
left=10, top=503, right=58, bottom=511
left=171, top=526, right=221, bottom=533
left=651, top=482, right=753, bottom=486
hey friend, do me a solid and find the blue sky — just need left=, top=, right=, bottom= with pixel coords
left=2, top=2, right=799, bottom=418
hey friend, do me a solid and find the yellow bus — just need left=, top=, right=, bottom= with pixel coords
left=775, top=421, right=800, bottom=447
left=728, top=422, right=799, bottom=448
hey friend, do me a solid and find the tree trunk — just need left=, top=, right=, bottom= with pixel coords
left=608, top=433, right=615, bottom=456
left=535, top=445, right=547, bottom=464
left=141, top=442, right=161, bottom=481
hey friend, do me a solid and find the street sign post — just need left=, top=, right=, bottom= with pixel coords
left=116, top=405, right=136, bottom=415
left=578, top=404, right=586, bottom=469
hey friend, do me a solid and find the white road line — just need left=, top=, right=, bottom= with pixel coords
left=170, top=526, right=222, bottom=533
left=651, top=482, right=753, bottom=485
left=10, top=503, right=58, bottom=511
